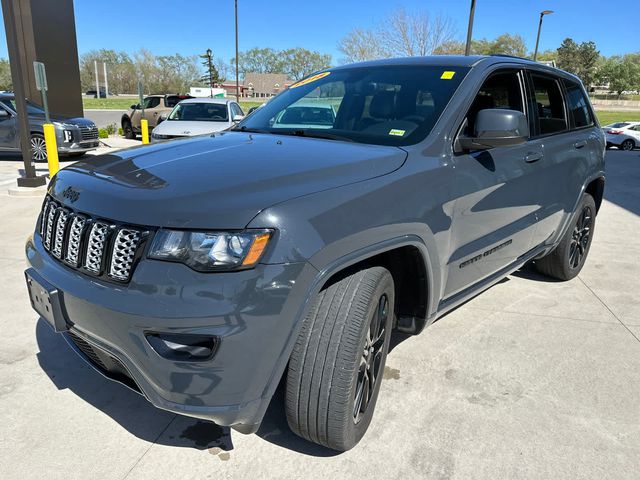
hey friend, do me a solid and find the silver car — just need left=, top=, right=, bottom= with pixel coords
left=150, top=97, right=244, bottom=142
left=603, top=121, right=640, bottom=151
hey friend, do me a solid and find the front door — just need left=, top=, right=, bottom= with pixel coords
left=0, top=105, right=18, bottom=149
left=444, top=69, right=540, bottom=298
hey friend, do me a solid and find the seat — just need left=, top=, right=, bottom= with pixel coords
left=356, top=90, right=395, bottom=131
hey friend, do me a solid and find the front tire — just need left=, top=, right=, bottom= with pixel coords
left=122, top=119, right=136, bottom=139
left=621, top=139, right=635, bottom=151
left=30, top=133, right=47, bottom=162
left=285, top=267, right=394, bottom=451
left=535, top=193, right=596, bottom=280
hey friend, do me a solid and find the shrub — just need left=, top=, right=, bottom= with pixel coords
left=118, top=127, right=124, bottom=136
left=98, top=128, right=109, bottom=139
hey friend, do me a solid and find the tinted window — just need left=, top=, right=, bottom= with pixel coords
left=531, top=74, right=567, bottom=135
left=165, top=95, right=191, bottom=108
left=236, top=65, right=470, bottom=146
left=168, top=102, right=229, bottom=122
left=1, top=99, right=45, bottom=115
left=143, top=97, right=161, bottom=109
left=464, top=70, right=524, bottom=135
left=564, top=81, right=593, bottom=128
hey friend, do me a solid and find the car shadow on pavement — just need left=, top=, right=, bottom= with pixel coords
left=35, top=317, right=339, bottom=456
left=35, top=318, right=235, bottom=451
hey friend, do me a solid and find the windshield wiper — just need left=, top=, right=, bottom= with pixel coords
left=230, top=125, right=268, bottom=133
left=278, top=129, right=355, bottom=143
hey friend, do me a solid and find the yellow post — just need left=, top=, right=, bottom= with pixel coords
left=141, top=119, right=149, bottom=144
left=42, top=123, right=59, bottom=177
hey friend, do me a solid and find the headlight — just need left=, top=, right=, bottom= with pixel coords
left=148, top=229, right=272, bottom=271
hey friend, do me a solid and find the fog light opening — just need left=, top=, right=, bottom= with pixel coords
left=145, top=333, right=218, bottom=361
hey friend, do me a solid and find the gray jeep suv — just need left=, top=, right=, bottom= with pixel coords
left=25, top=55, right=605, bottom=451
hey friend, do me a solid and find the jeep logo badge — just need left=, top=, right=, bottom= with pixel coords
left=62, top=186, right=80, bottom=203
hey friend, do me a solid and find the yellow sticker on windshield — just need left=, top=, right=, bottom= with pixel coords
left=389, top=129, right=406, bottom=136
left=440, top=71, right=456, bottom=80
left=290, top=71, right=331, bottom=88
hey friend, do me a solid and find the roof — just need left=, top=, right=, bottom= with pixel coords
left=178, top=97, right=230, bottom=105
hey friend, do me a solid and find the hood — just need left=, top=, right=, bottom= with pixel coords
left=28, top=114, right=95, bottom=128
left=48, top=132, right=407, bottom=229
left=154, top=120, right=231, bottom=136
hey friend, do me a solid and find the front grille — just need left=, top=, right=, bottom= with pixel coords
left=39, top=196, right=147, bottom=282
left=79, top=124, right=99, bottom=141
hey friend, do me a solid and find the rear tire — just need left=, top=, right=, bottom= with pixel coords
left=535, top=193, right=596, bottom=280
left=285, top=267, right=394, bottom=451
left=621, top=139, right=635, bottom=151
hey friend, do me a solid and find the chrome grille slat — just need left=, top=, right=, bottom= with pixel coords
left=39, top=197, right=143, bottom=282
left=44, top=203, right=58, bottom=250
left=64, top=215, right=86, bottom=267
left=79, top=125, right=99, bottom=141
left=84, top=222, right=110, bottom=273
left=51, top=209, right=69, bottom=259
left=109, top=229, right=141, bottom=280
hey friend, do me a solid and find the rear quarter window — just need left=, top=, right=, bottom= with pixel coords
left=564, top=80, right=594, bottom=129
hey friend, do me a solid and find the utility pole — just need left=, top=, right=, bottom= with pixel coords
left=206, top=48, right=213, bottom=98
left=533, top=10, right=554, bottom=61
left=103, top=62, right=109, bottom=98
left=94, top=60, right=99, bottom=98
left=464, top=0, right=476, bottom=56
left=235, top=0, right=240, bottom=101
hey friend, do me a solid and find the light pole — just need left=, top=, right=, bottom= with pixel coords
left=533, top=10, right=554, bottom=61
left=235, top=0, right=240, bottom=101
left=464, top=0, right=476, bottom=56
left=206, top=48, right=213, bottom=97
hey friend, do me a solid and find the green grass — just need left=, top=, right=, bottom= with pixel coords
left=83, top=97, right=139, bottom=109
left=83, top=97, right=267, bottom=111
left=595, top=110, right=640, bottom=125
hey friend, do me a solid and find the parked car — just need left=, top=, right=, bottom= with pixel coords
left=271, top=100, right=336, bottom=129
left=0, top=93, right=99, bottom=161
left=150, top=98, right=244, bottom=142
left=85, top=88, right=106, bottom=99
left=25, top=56, right=605, bottom=451
left=120, top=94, right=192, bottom=139
left=602, top=121, right=640, bottom=150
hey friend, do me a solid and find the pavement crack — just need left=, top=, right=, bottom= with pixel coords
left=121, top=414, right=178, bottom=480
left=578, top=276, right=640, bottom=344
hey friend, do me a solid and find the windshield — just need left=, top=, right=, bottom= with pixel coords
left=0, top=98, right=46, bottom=115
left=168, top=102, right=228, bottom=122
left=607, top=122, right=630, bottom=129
left=234, top=65, right=469, bottom=146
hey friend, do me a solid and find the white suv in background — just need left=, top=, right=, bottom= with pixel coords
left=603, top=121, right=640, bottom=150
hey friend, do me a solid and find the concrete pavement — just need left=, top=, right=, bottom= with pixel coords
left=0, top=150, right=638, bottom=479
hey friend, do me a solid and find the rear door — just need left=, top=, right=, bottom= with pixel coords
left=445, top=68, right=541, bottom=298
left=525, top=72, right=597, bottom=247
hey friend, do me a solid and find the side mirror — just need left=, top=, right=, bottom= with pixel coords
left=458, top=109, right=529, bottom=151
left=0, top=109, right=9, bottom=118
left=232, top=114, right=245, bottom=123
left=131, top=104, right=139, bottom=110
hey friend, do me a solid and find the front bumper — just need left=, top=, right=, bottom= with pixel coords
left=26, top=234, right=317, bottom=430
left=58, top=140, right=100, bottom=154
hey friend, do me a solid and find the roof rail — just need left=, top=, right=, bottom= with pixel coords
left=488, top=54, right=533, bottom=61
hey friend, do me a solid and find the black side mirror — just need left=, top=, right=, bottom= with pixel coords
left=131, top=104, right=139, bottom=110
left=459, top=109, right=529, bottom=151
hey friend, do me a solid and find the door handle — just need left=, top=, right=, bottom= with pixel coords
left=574, top=140, right=587, bottom=149
left=524, top=152, right=543, bottom=163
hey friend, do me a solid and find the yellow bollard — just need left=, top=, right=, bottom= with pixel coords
left=42, top=123, right=59, bottom=177
left=141, top=118, right=149, bottom=144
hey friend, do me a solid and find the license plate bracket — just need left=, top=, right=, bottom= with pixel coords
left=25, top=268, right=68, bottom=332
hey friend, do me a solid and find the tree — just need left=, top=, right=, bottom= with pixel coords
left=338, top=8, right=456, bottom=63
left=0, top=58, right=12, bottom=91
left=281, top=48, right=332, bottom=80
left=598, top=54, right=640, bottom=95
left=473, top=33, right=527, bottom=57
left=233, top=47, right=331, bottom=79
left=557, top=38, right=600, bottom=87
left=199, top=50, right=223, bottom=87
